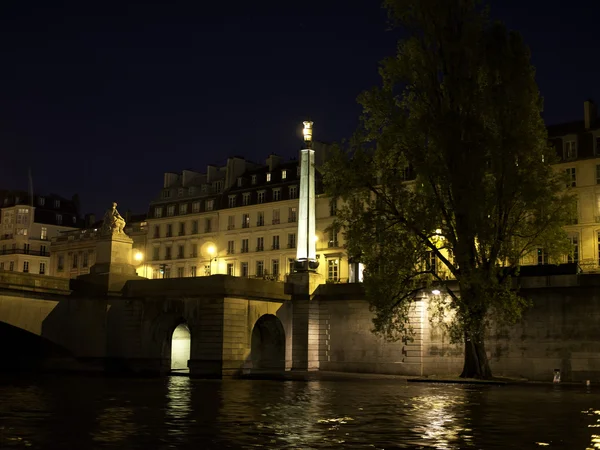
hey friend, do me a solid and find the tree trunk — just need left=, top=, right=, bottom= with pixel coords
left=460, top=332, right=492, bottom=379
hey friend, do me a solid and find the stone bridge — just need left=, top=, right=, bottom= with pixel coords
left=0, top=271, right=320, bottom=377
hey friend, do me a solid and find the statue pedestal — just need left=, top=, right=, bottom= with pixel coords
left=75, top=233, right=141, bottom=295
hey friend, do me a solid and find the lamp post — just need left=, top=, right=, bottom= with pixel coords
left=133, top=251, right=147, bottom=278
left=207, top=245, right=216, bottom=275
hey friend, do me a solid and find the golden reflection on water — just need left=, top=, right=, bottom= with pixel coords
left=165, top=376, right=193, bottom=438
left=92, top=406, right=137, bottom=443
left=409, top=389, right=473, bottom=449
left=583, top=409, right=600, bottom=449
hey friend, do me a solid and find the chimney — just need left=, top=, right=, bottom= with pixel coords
left=85, top=213, right=96, bottom=228
left=584, top=99, right=597, bottom=130
left=163, top=172, right=179, bottom=188
left=266, top=153, right=283, bottom=171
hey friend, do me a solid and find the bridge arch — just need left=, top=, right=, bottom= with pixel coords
left=251, top=314, right=286, bottom=371
left=170, top=323, right=191, bottom=372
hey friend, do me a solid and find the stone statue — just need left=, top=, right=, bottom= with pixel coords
left=101, top=202, right=126, bottom=235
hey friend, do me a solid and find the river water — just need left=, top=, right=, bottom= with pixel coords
left=0, top=374, right=599, bottom=449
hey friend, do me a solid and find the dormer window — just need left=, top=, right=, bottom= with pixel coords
left=178, top=188, right=184, bottom=197
left=188, top=186, right=196, bottom=195
left=266, top=173, right=272, bottom=182
left=237, top=177, right=243, bottom=187
left=162, top=190, right=171, bottom=199
left=38, top=197, right=45, bottom=206
left=54, top=199, right=60, bottom=208
left=215, top=180, right=223, bottom=193
left=281, top=169, right=287, bottom=180
left=564, top=140, right=577, bottom=160
left=251, top=175, right=257, bottom=185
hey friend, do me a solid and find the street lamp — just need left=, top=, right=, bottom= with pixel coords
left=207, top=245, right=216, bottom=275
left=133, top=251, right=147, bottom=278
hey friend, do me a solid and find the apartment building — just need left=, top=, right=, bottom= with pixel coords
left=146, top=149, right=354, bottom=283
left=517, top=100, right=600, bottom=271
left=0, top=191, right=82, bottom=275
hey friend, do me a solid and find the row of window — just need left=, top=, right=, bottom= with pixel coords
left=563, top=164, right=600, bottom=188
left=153, top=258, right=340, bottom=281
left=154, top=185, right=301, bottom=219
left=562, top=137, right=600, bottom=161
left=161, top=168, right=299, bottom=201
left=151, top=208, right=300, bottom=239
left=0, top=243, right=48, bottom=256
left=2, top=197, right=61, bottom=208
left=152, top=233, right=299, bottom=261
left=56, top=251, right=91, bottom=272
left=0, top=260, right=46, bottom=274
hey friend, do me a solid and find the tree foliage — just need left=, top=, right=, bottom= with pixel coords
left=322, top=0, right=573, bottom=378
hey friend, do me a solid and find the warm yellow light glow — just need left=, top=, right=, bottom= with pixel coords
left=134, top=251, right=143, bottom=262
left=207, top=245, right=216, bottom=256
left=435, top=229, right=442, bottom=235
left=432, top=289, right=441, bottom=295
left=313, top=235, right=318, bottom=243
left=303, top=121, right=313, bottom=142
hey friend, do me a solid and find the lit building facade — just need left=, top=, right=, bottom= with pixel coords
left=520, top=100, right=600, bottom=270
left=0, top=191, right=82, bottom=275
left=145, top=147, right=353, bottom=283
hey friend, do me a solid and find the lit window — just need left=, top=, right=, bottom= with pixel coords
left=54, top=199, right=60, bottom=208
left=242, top=193, right=251, bottom=205
left=281, top=169, right=287, bottom=180
left=206, top=199, right=214, bottom=211
left=154, top=207, right=163, bottom=218
left=179, top=203, right=188, bottom=214
left=251, top=175, right=257, bottom=185
left=167, top=205, right=175, bottom=216
left=266, top=173, right=272, bottom=182
left=228, top=196, right=237, bottom=208
left=192, top=202, right=200, bottom=213
left=273, top=188, right=281, bottom=201
left=237, top=177, right=243, bottom=187
left=257, top=191, right=265, bottom=204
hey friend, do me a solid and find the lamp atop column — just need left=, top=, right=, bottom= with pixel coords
left=303, top=121, right=313, bottom=149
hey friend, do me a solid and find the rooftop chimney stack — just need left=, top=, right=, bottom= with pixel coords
left=584, top=99, right=597, bottom=130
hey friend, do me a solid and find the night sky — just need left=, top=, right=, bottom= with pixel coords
left=1, top=0, right=599, bottom=217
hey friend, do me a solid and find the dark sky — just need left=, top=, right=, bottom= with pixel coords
left=1, top=0, right=599, bottom=217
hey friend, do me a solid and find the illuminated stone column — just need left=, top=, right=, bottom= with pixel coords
left=290, top=121, right=323, bottom=372
left=294, top=121, right=318, bottom=272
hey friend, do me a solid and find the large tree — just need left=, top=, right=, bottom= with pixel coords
left=322, top=0, right=573, bottom=378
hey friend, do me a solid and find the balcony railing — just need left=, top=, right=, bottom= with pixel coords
left=272, top=245, right=279, bottom=250
left=241, top=248, right=249, bottom=253
left=256, top=246, right=264, bottom=252
left=0, top=249, right=49, bottom=256
left=288, top=217, right=297, bottom=223
left=0, top=234, right=14, bottom=240
left=272, top=219, right=280, bottom=225
left=227, top=249, right=235, bottom=255
left=227, top=225, right=235, bottom=230
left=242, top=222, right=250, bottom=229
left=287, top=243, right=296, bottom=249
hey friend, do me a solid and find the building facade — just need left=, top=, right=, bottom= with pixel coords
left=145, top=150, right=354, bottom=283
left=0, top=191, right=82, bottom=275
left=520, top=100, right=600, bottom=270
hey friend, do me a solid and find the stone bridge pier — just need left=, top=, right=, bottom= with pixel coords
left=114, top=275, right=293, bottom=377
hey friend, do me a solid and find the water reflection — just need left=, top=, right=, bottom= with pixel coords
left=0, top=375, right=599, bottom=449
left=165, top=376, right=193, bottom=445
